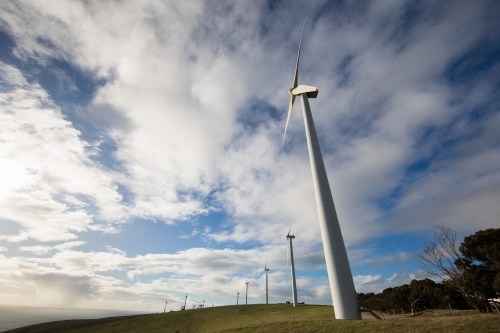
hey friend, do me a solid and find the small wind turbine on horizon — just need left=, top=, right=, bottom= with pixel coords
left=163, top=299, right=168, bottom=313
left=286, top=223, right=298, bottom=307
left=237, top=290, right=240, bottom=305
left=264, top=260, right=270, bottom=305
left=245, top=281, right=249, bottom=305
left=282, top=23, right=361, bottom=320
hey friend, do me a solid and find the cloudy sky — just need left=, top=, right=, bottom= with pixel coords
left=0, top=0, right=499, bottom=312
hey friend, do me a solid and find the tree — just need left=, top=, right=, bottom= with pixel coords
left=460, top=228, right=500, bottom=293
left=441, top=280, right=469, bottom=309
left=408, top=279, right=434, bottom=315
left=357, top=281, right=468, bottom=314
left=419, top=226, right=494, bottom=312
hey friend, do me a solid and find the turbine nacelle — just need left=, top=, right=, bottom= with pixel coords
left=290, top=85, right=318, bottom=98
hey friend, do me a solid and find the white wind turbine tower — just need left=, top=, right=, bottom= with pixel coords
left=286, top=224, right=298, bottom=307
left=264, top=260, right=270, bottom=304
left=237, top=290, right=240, bottom=305
left=282, top=24, right=361, bottom=320
left=163, top=299, right=168, bottom=313
left=245, top=281, right=249, bottom=305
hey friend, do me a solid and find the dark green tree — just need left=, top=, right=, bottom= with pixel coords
left=420, top=226, right=498, bottom=312
left=441, top=280, right=469, bottom=309
left=460, top=228, right=500, bottom=293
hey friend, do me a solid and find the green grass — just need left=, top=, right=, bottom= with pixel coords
left=61, top=304, right=500, bottom=333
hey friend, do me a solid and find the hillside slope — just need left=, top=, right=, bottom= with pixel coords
left=8, top=304, right=500, bottom=333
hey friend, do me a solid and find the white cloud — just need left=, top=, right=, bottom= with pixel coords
left=0, top=62, right=126, bottom=242
left=354, top=273, right=408, bottom=294
left=105, top=245, right=126, bottom=255
left=0, top=244, right=332, bottom=309
left=0, top=62, right=28, bottom=87
left=3, top=0, right=496, bottom=246
left=354, top=251, right=412, bottom=267
left=18, top=245, right=53, bottom=255
left=54, top=241, right=86, bottom=251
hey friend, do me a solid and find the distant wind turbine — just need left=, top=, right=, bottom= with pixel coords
left=203, top=300, right=205, bottom=308
left=183, top=295, right=188, bottom=310
left=264, top=260, right=270, bottom=305
left=237, top=290, right=240, bottom=305
left=163, top=299, right=168, bottom=313
left=282, top=23, right=361, bottom=320
left=286, top=224, right=298, bottom=307
left=245, top=281, right=249, bottom=305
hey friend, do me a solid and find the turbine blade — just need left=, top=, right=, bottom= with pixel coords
left=287, top=220, right=294, bottom=236
left=286, top=237, right=289, bottom=267
left=283, top=23, right=305, bottom=148
left=282, top=94, right=296, bottom=148
left=291, top=22, right=305, bottom=89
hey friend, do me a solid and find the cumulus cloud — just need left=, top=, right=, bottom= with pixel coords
left=355, top=251, right=412, bottom=267
left=2, top=0, right=497, bottom=245
left=54, top=241, right=86, bottom=251
left=18, top=245, right=53, bottom=255
left=0, top=61, right=126, bottom=242
left=0, top=243, right=331, bottom=309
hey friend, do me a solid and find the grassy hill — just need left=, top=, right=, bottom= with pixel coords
left=12, top=304, right=500, bottom=333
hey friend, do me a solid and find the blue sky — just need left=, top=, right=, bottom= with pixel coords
left=0, top=0, right=499, bottom=312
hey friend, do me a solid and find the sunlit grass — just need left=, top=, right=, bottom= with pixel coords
left=61, top=304, right=499, bottom=333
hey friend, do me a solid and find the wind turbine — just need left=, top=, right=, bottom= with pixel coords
left=183, top=295, right=188, bottom=310
left=282, top=23, right=361, bottom=320
left=264, top=260, right=270, bottom=305
left=286, top=224, right=298, bottom=307
left=245, top=281, right=249, bottom=305
left=163, top=299, right=168, bottom=313
left=237, top=290, right=240, bottom=305
left=203, top=300, right=205, bottom=308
